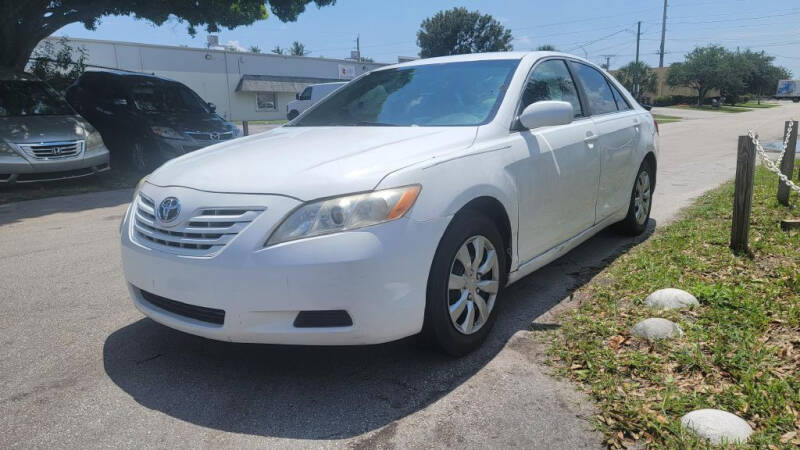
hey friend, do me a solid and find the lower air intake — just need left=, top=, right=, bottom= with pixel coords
left=293, top=310, right=353, bottom=328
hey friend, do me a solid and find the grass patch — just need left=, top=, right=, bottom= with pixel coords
left=675, top=104, right=753, bottom=113
left=653, top=114, right=682, bottom=124
left=548, top=167, right=800, bottom=448
left=736, top=102, right=779, bottom=109
left=0, top=169, right=140, bottom=204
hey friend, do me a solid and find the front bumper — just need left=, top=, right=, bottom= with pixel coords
left=0, top=145, right=110, bottom=183
left=121, top=184, right=449, bottom=345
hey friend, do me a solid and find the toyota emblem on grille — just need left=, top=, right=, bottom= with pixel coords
left=157, top=197, right=181, bottom=223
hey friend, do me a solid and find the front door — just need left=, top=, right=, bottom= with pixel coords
left=512, top=59, right=601, bottom=263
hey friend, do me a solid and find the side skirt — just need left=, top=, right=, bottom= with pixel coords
left=507, top=212, right=623, bottom=285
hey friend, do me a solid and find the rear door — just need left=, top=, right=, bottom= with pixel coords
left=570, top=62, right=639, bottom=222
left=512, top=59, right=601, bottom=262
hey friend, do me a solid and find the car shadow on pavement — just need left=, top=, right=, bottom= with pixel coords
left=103, top=220, right=655, bottom=440
left=0, top=188, right=132, bottom=226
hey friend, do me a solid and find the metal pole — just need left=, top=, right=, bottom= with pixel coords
left=634, top=21, right=641, bottom=98
left=659, top=0, right=668, bottom=68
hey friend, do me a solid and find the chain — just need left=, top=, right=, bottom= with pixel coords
left=747, top=120, right=800, bottom=194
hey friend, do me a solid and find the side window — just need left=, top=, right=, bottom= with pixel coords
left=520, top=59, right=583, bottom=118
left=571, top=63, right=618, bottom=115
left=608, top=80, right=631, bottom=111
left=298, top=87, right=312, bottom=100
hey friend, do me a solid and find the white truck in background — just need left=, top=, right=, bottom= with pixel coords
left=286, top=82, right=347, bottom=120
left=776, top=80, right=800, bottom=103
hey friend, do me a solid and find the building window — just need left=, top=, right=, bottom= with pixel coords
left=256, top=92, right=277, bottom=111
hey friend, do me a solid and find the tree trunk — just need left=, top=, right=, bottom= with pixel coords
left=696, top=87, right=705, bottom=106
left=0, top=3, right=60, bottom=72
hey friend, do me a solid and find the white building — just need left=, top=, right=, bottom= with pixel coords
left=44, top=37, right=385, bottom=121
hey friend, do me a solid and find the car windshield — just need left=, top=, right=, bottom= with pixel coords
left=129, top=81, right=209, bottom=113
left=290, top=59, right=520, bottom=127
left=0, top=80, right=74, bottom=117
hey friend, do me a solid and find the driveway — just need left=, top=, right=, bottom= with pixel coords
left=2, top=102, right=798, bottom=448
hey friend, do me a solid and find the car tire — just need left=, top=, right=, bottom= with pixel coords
left=615, top=159, right=653, bottom=235
left=130, top=142, right=159, bottom=173
left=422, top=210, right=506, bottom=356
left=287, top=110, right=299, bottom=120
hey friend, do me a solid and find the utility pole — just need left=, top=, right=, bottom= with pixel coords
left=634, top=21, right=641, bottom=98
left=659, top=0, right=668, bottom=68
left=600, top=55, right=614, bottom=70
left=356, top=34, right=360, bottom=58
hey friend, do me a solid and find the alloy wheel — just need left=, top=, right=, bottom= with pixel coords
left=447, top=235, right=500, bottom=335
left=634, top=170, right=651, bottom=225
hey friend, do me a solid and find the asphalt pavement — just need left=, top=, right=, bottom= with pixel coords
left=2, top=101, right=798, bottom=449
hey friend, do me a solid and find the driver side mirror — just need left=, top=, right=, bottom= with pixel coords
left=207, top=102, right=216, bottom=112
left=518, top=101, right=573, bottom=130
left=295, top=93, right=300, bottom=100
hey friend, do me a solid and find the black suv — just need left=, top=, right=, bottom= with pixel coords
left=66, top=71, right=240, bottom=171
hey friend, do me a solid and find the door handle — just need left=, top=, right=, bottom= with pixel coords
left=584, top=134, right=599, bottom=142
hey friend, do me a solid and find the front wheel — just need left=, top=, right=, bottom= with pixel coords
left=287, top=110, right=299, bottom=120
left=616, top=160, right=653, bottom=235
left=422, top=211, right=506, bottom=356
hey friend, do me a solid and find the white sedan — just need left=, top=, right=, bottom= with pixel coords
left=120, top=52, right=657, bottom=355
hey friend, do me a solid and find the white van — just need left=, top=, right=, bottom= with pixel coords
left=286, top=82, right=346, bottom=120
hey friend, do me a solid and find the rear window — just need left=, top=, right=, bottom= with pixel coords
left=0, top=80, right=74, bottom=117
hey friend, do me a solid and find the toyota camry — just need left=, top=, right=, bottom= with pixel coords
left=120, top=52, right=657, bottom=355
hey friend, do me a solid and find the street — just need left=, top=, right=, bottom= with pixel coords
left=1, top=102, right=798, bottom=449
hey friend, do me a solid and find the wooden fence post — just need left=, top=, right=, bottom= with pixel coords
left=731, top=135, right=757, bottom=254
left=777, top=120, right=798, bottom=205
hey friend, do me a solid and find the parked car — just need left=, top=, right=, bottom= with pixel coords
left=66, top=71, right=241, bottom=172
left=286, top=82, right=346, bottom=120
left=0, top=71, right=110, bottom=184
left=121, top=52, right=657, bottom=355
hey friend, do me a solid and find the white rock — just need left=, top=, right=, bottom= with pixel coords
left=681, top=409, right=753, bottom=445
left=645, top=288, right=699, bottom=310
left=631, top=318, right=683, bottom=340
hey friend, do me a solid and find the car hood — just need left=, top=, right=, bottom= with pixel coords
left=142, top=112, right=233, bottom=133
left=0, top=115, right=92, bottom=144
left=148, top=126, right=478, bottom=200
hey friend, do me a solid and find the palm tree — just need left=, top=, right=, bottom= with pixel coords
left=271, top=45, right=285, bottom=55
left=290, top=41, right=308, bottom=56
left=615, top=61, right=658, bottom=97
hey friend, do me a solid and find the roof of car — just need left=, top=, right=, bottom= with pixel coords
left=81, top=69, right=180, bottom=84
left=376, top=51, right=589, bottom=70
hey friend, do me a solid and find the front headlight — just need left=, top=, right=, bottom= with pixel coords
left=85, top=131, right=104, bottom=150
left=150, top=126, right=184, bottom=140
left=266, top=185, right=421, bottom=246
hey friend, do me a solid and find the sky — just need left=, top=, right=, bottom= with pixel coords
left=54, top=0, right=800, bottom=75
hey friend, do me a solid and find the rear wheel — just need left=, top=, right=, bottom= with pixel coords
left=422, top=211, right=505, bottom=356
left=616, top=160, right=653, bottom=235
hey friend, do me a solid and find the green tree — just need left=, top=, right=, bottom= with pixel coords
left=28, top=37, right=87, bottom=93
left=740, top=50, right=791, bottom=104
left=249, top=45, right=262, bottom=53
left=1, top=1, right=335, bottom=71
left=289, top=41, right=308, bottom=56
left=271, top=45, right=285, bottom=55
left=615, top=61, right=658, bottom=97
left=666, top=45, right=729, bottom=106
left=417, top=7, right=512, bottom=58
left=536, top=44, right=557, bottom=51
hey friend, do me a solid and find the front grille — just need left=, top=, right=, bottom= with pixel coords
left=16, top=140, right=84, bottom=160
left=139, top=289, right=225, bottom=325
left=185, top=131, right=234, bottom=142
left=132, top=193, right=263, bottom=257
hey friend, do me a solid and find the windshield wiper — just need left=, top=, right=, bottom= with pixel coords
left=355, top=121, right=398, bottom=126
